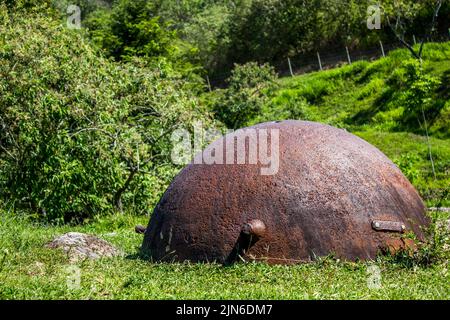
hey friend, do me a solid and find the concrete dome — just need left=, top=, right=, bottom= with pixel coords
left=141, top=120, right=428, bottom=264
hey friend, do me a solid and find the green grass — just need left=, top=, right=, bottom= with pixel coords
left=266, top=42, right=450, bottom=136
left=355, top=131, right=450, bottom=207
left=1, top=212, right=449, bottom=300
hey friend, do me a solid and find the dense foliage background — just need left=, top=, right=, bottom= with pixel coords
left=0, top=2, right=213, bottom=222
left=0, top=0, right=449, bottom=222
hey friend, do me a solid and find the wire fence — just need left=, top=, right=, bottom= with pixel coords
left=208, top=32, right=450, bottom=87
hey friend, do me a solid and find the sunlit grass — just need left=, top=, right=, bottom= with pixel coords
left=0, top=213, right=448, bottom=300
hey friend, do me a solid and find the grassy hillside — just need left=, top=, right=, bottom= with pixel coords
left=252, top=42, right=450, bottom=207
left=258, top=42, right=450, bottom=135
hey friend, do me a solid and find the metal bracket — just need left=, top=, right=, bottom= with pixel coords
left=372, top=220, right=406, bottom=233
left=224, top=219, right=266, bottom=266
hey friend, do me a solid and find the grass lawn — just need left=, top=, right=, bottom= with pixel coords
left=1, top=212, right=449, bottom=300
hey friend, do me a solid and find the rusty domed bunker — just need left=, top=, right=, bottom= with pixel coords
left=141, top=120, right=429, bottom=264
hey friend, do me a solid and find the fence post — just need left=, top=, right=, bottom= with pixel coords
left=345, top=46, right=352, bottom=65
left=379, top=40, right=385, bottom=57
left=317, top=52, right=323, bottom=71
left=287, top=57, right=294, bottom=77
left=206, top=75, right=212, bottom=92
left=413, top=34, right=417, bottom=45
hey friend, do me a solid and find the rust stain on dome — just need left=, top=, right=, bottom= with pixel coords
left=141, top=120, right=429, bottom=264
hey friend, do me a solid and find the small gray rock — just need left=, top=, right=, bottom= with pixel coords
left=46, top=232, right=122, bottom=262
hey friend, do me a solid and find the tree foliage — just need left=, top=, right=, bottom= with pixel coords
left=85, top=0, right=174, bottom=60
left=212, top=62, right=278, bottom=129
left=0, top=5, right=211, bottom=222
left=400, top=60, right=442, bottom=129
left=151, top=0, right=449, bottom=75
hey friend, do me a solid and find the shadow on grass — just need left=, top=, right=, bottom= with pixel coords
left=437, top=69, right=450, bottom=99
left=346, top=87, right=395, bottom=126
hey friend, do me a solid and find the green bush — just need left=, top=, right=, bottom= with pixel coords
left=83, top=0, right=201, bottom=81
left=211, top=62, right=277, bottom=129
left=384, top=211, right=450, bottom=267
left=399, top=60, right=442, bottom=131
left=85, top=0, right=174, bottom=60
left=0, top=6, right=211, bottom=222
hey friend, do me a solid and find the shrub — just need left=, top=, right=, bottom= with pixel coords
left=211, top=62, right=277, bottom=129
left=399, top=60, right=442, bottom=131
left=384, top=212, right=450, bottom=267
left=83, top=0, right=201, bottom=81
left=85, top=0, right=175, bottom=60
left=0, top=6, right=211, bottom=222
